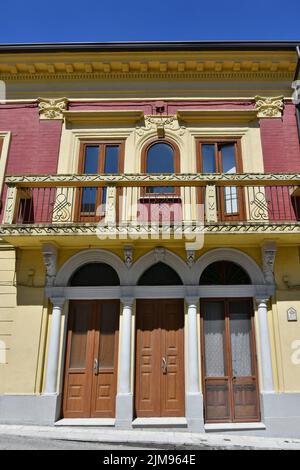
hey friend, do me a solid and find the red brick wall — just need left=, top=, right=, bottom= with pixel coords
left=0, top=104, right=62, bottom=221
left=260, top=102, right=300, bottom=172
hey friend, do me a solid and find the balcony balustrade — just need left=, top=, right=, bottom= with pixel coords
left=1, top=173, right=299, bottom=237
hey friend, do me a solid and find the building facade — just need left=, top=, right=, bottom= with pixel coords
left=0, top=41, right=300, bottom=437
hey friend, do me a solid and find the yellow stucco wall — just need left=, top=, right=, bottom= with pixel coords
left=0, top=243, right=299, bottom=397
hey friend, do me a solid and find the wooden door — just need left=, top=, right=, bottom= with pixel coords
left=135, top=299, right=184, bottom=417
left=63, top=300, right=119, bottom=418
left=201, top=299, right=260, bottom=423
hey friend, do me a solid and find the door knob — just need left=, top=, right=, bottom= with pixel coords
left=94, top=358, right=99, bottom=374
left=161, top=357, right=167, bottom=374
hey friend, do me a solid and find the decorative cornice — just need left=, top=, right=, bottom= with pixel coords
left=5, top=172, right=300, bottom=187
left=0, top=50, right=296, bottom=83
left=254, top=96, right=284, bottom=118
left=38, top=97, right=68, bottom=120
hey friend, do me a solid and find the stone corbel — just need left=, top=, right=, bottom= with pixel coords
left=254, top=96, right=284, bottom=118
left=38, top=97, right=68, bottom=120
left=261, top=241, right=277, bottom=285
left=42, top=243, right=58, bottom=287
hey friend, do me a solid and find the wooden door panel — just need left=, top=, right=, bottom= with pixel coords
left=161, top=300, right=185, bottom=417
left=233, top=380, right=259, bottom=420
left=201, top=299, right=260, bottom=424
left=204, top=379, right=231, bottom=422
left=63, top=301, right=94, bottom=418
left=91, top=300, right=119, bottom=418
left=135, top=300, right=160, bottom=417
left=135, top=299, right=184, bottom=418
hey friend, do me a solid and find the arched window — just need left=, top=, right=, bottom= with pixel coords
left=142, top=140, right=180, bottom=194
left=138, top=262, right=183, bottom=286
left=69, top=262, right=120, bottom=286
left=199, top=261, right=251, bottom=285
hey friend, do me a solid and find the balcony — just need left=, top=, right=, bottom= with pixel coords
left=0, top=173, right=299, bottom=246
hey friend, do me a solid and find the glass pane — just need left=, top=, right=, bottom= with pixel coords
left=202, top=144, right=216, bottom=173
left=70, top=309, right=88, bottom=368
left=81, top=187, right=97, bottom=213
left=97, top=303, right=119, bottom=369
left=147, top=143, right=175, bottom=193
left=220, top=144, right=236, bottom=173
left=138, top=262, right=183, bottom=286
left=224, top=186, right=238, bottom=213
left=104, top=146, right=119, bottom=173
left=147, top=143, right=174, bottom=173
left=229, top=301, right=253, bottom=377
left=84, top=146, right=99, bottom=173
left=204, top=302, right=226, bottom=377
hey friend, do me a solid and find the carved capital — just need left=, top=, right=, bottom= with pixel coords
left=254, top=96, right=284, bottom=118
left=42, top=243, right=58, bottom=287
left=38, top=97, right=68, bottom=120
left=261, top=241, right=277, bottom=285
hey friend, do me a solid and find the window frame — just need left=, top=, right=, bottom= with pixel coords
left=75, top=140, right=125, bottom=222
left=196, top=137, right=245, bottom=221
left=141, top=138, right=180, bottom=197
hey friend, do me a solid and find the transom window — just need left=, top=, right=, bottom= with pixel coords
left=138, top=262, right=183, bottom=285
left=199, top=261, right=251, bottom=285
left=69, top=262, right=120, bottom=286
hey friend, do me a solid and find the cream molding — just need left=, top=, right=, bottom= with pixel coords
left=254, top=96, right=284, bottom=118
left=38, top=97, right=68, bottom=120
left=63, top=109, right=144, bottom=125
left=177, top=109, right=258, bottom=123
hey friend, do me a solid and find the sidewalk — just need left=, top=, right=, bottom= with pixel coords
left=0, top=425, right=300, bottom=450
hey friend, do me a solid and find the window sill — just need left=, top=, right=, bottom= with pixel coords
left=204, top=422, right=266, bottom=432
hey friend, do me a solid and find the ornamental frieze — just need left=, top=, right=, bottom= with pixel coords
left=5, top=172, right=300, bottom=186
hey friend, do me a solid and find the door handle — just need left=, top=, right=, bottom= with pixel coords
left=161, top=357, right=167, bottom=374
left=94, top=358, right=99, bottom=374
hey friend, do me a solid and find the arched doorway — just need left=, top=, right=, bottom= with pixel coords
left=62, top=262, right=120, bottom=418
left=135, top=262, right=185, bottom=418
left=199, top=261, right=260, bottom=423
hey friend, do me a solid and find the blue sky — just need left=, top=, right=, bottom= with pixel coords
left=0, top=0, right=299, bottom=43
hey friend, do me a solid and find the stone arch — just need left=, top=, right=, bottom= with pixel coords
left=192, top=248, right=265, bottom=285
left=54, top=249, right=128, bottom=287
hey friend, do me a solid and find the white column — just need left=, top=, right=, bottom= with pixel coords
left=186, top=297, right=200, bottom=394
left=116, top=297, right=134, bottom=428
left=185, top=297, right=204, bottom=432
left=256, top=298, right=274, bottom=393
left=44, top=297, right=65, bottom=395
